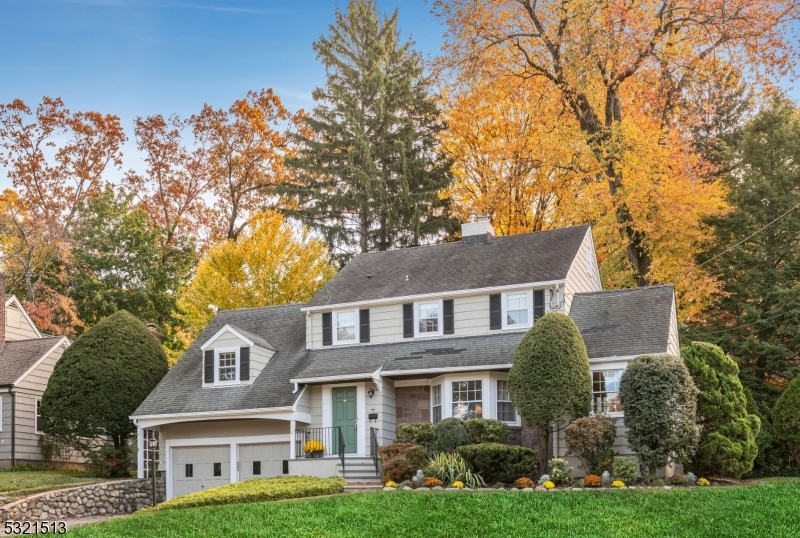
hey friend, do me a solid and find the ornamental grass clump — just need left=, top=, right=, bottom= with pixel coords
left=425, top=452, right=485, bottom=489
left=583, top=474, right=602, bottom=487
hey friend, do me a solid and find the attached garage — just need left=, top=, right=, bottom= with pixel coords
left=240, top=442, right=290, bottom=480
left=172, top=445, right=231, bottom=498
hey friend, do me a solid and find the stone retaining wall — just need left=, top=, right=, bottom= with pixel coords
left=1, top=477, right=166, bottom=522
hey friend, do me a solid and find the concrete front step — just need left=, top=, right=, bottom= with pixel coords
left=337, top=459, right=381, bottom=481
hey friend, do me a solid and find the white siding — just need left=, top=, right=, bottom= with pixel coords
left=667, top=295, right=680, bottom=356
left=294, top=387, right=312, bottom=418
left=0, top=393, right=11, bottom=466
left=201, top=331, right=274, bottom=387
left=378, top=380, right=395, bottom=447
left=564, top=228, right=603, bottom=313
left=4, top=301, right=39, bottom=341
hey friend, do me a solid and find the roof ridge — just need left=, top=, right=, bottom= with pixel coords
left=574, top=285, right=674, bottom=297
left=218, top=302, right=307, bottom=314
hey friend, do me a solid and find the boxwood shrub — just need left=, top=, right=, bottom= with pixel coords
left=457, top=443, right=538, bottom=483
left=394, top=422, right=435, bottom=447
left=464, top=418, right=511, bottom=444
left=432, top=418, right=471, bottom=453
left=154, top=476, right=346, bottom=510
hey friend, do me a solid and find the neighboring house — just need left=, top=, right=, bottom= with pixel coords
left=132, top=218, right=679, bottom=499
left=0, top=276, right=70, bottom=468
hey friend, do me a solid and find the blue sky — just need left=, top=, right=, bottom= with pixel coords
left=0, top=0, right=444, bottom=188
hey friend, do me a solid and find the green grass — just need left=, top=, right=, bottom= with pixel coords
left=69, top=479, right=800, bottom=537
left=0, top=470, right=107, bottom=500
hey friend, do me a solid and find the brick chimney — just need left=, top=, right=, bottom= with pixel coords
left=0, top=274, right=6, bottom=346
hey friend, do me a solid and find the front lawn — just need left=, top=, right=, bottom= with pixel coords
left=70, top=479, right=800, bottom=537
left=0, top=470, right=107, bottom=500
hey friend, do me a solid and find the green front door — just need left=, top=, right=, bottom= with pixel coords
left=332, top=387, right=357, bottom=454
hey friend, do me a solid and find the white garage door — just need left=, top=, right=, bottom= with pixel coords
left=240, top=443, right=290, bottom=480
left=172, top=445, right=230, bottom=498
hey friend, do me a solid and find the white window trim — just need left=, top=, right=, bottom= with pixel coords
left=431, top=384, right=442, bottom=424
left=501, top=290, right=533, bottom=330
left=591, top=367, right=625, bottom=418
left=35, top=397, right=42, bottom=434
left=428, top=372, right=521, bottom=425
left=214, top=347, right=240, bottom=386
left=414, top=300, right=443, bottom=338
left=332, top=310, right=359, bottom=345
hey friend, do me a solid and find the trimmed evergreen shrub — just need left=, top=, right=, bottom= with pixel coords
left=773, top=376, right=800, bottom=463
left=457, top=443, right=538, bottom=483
left=378, top=443, right=427, bottom=482
left=564, top=414, right=617, bottom=474
left=508, top=312, right=592, bottom=473
left=612, top=456, right=639, bottom=484
left=620, top=354, right=700, bottom=476
left=40, top=310, right=169, bottom=477
left=154, top=476, right=346, bottom=510
left=432, top=418, right=471, bottom=453
left=464, top=418, right=510, bottom=444
left=682, top=342, right=760, bottom=477
left=394, top=422, right=435, bottom=447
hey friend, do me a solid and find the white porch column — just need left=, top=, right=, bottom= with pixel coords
left=137, top=427, right=144, bottom=479
left=230, top=443, right=239, bottom=484
left=289, top=420, right=296, bottom=460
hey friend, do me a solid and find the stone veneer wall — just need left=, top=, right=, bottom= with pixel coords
left=1, top=478, right=166, bottom=522
left=395, top=386, right=430, bottom=424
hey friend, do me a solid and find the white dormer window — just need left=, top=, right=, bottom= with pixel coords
left=415, top=301, right=442, bottom=337
left=502, top=291, right=532, bottom=329
left=334, top=310, right=358, bottom=344
left=216, top=348, right=239, bottom=384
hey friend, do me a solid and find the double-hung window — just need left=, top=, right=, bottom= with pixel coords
left=452, top=380, right=482, bottom=419
left=216, top=349, right=238, bottom=383
left=505, top=293, right=529, bottom=327
left=416, top=301, right=441, bottom=336
left=334, top=311, right=357, bottom=344
left=432, top=384, right=442, bottom=424
left=593, top=370, right=624, bottom=415
left=35, top=398, right=42, bottom=434
left=496, top=380, right=517, bottom=423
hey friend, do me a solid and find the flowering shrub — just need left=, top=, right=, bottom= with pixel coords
left=379, top=443, right=427, bottom=482
left=698, top=477, right=710, bottom=487
left=452, top=480, right=465, bottom=489
left=303, top=440, right=324, bottom=454
left=543, top=481, right=556, bottom=490
left=612, top=480, right=625, bottom=488
left=423, top=477, right=443, bottom=487
left=513, top=477, right=534, bottom=488
left=548, top=458, right=573, bottom=486
left=670, top=473, right=689, bottom=486
left=583, top=474, right=602, bottom=487
left=565, top=414, right=617, bottom=474
left=385, top=480, right=397, bottom=488
left=612, top=456, right=639, bottom=485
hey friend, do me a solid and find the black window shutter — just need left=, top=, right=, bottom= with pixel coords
left=322, top=312, right=332, bottom=346
left=359, top=309, right=370, bottom=343
left=204, top=349, right=214, bottom=383
left=240, top=346, right=250, bottom=381
left=443, top=299, right=454, bottom=334
left=489, top=294, right=502, bottom=330
left=534, top=290, right=545, bottom=321
left=403, top=303, right=414, bottom=338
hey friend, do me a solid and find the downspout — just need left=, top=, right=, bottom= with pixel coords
left=10, top=389, right=15, bottom=468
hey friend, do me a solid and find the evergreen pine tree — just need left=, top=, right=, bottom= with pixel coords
left=281, top=0, right=454, bottom=263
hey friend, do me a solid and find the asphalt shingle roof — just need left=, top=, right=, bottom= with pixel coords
left=228, top=325, right=276, bottom=351
left=294, top=332, right=526, bottom=380
left=0, top=337, right=64, bottom=385
left=305, top=226, right=590, bottom=307
left=569, top=285, right=675, bottom=359
left=133, top=304, right=309, bottom=416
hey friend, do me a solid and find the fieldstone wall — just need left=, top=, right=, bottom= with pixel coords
left=395, top=386, right=430, bottom=424
left=0, top=477, right=165, bottom=522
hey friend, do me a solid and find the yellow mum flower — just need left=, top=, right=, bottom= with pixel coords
left=452, top=481, right=465, bottom=489
left=612, top=480, right=625, bottom=488
left=543, top=481, right=556, bottom=490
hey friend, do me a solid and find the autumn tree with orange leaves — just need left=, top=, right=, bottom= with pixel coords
left=435, top=0, right=798, bottom=315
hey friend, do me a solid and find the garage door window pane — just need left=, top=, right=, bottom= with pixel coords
left=213, top=462, right=222, bottom=477
left=253, top=461, right=261, bottom=475
left=185, top=464, right=193, bottom=478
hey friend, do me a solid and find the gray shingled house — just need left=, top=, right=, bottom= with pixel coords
left=0, top=276, right=70, bottom=468
left=132, top=219, right=679, bottom=499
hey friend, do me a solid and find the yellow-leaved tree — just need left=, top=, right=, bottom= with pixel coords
left=176, top=210, right=337, bottom=362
